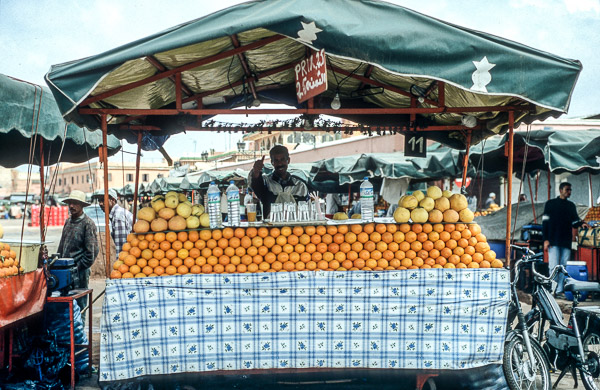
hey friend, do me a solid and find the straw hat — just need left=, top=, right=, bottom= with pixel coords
left=62, top=190, right=91, bottom=206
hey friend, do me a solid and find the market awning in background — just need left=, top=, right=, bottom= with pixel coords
left=0, top=74, right=121, bottom=168
left=180, top=169, right=248, bottom=191
left=467, top=129, right=600, bottom=176
left=148, top=176, right=185, bottom=195
left=45, top=0, right=581, bottom=149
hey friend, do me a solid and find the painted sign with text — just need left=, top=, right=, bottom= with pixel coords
left=295, top=49, right=327, bottom=103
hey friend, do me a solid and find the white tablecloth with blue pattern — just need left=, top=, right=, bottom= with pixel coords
left=100, top=269, right=510, bottom=382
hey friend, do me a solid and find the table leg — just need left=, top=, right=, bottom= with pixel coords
left=88, top=290, right=92, bottom=377
left=69, top=300, right=75, bottom=390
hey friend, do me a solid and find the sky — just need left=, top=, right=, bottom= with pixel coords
left=1, top=0, right=599, bottom=164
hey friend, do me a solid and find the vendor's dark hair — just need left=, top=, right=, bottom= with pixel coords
left=270, top=144, right=289, bottom=158
left=559, top=182, right=572, bottom=190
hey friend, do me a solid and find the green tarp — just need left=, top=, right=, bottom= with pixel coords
left=467, top=129, right=600, bottom=175
left=45, top=0, right=581, bottom=149
left=148, top=177, right=185, bottom=194
left=0, top=74, right=121, bottom=168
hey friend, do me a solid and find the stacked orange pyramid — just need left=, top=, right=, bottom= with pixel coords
left=111, top=221, right=501, bottom=278
left=0, top=243, right=21, bottom=277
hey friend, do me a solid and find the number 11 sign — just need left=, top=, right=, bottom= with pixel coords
left=404, top=133, right=427, bottom=157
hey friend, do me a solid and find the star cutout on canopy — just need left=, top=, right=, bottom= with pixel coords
left=297, top=21, right=322, bottom=44
left=471, top=56, right=496, bottom=92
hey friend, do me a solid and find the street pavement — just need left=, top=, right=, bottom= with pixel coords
left=0, top=218, right=592, bottom=389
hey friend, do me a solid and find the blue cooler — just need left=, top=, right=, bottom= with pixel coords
left=565, top=261, right=589, bottom=301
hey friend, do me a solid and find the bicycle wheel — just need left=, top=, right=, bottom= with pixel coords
left=503, top=332, right=551, bottom=390
left=580, top=331, right=600, bottom=390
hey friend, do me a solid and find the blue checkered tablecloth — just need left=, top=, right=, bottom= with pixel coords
left=100, top=269, right=510, bottom=382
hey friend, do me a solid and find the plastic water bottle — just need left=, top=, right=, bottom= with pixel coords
left=360, top=176, right=374, bottom=222
left=207, top=181, right=222, bottom=228
left=226, top=180, right=240, bottom=226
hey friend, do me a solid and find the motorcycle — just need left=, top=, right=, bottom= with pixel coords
left=504, top=245, right=600, bottom=390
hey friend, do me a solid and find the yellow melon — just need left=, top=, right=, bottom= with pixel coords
left=411, top=207, right=428, bottom=223
left=449, top=194, right=468, bottom=211
left=393, top=207, right=411, bottom=223
left=176, top=202, right=192, bottom=218
left=412, top=190, right=425, bottom=202
left=186, top=216, right=200, bottom=229
left=428, top=209, right=443, bottom=223
left=419, top=197, right=435, bottom=212
left=427, top=186, right=443, bottom=200
left=158, top=207, right=175, bottom=220
left=434, top=196, right=450, bottom=212
left=151, top=218, right=168, bottom=232
left=133, top=220, right=150, bottom=234
left=199, top=213, right=210, bottom=227
left=443, top=209, right=459, bottom=223
left=168, top=215, right=187, bottom=231
left=138, top=207, right=156, bottom=222
left=400, top=195, right=419, bottom=210
left=459, top=208, right=474, bottom=223
left=442, top=190, right=453, bottom=198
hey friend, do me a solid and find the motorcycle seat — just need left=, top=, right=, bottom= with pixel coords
left=564, top=278, right=600, bottom=293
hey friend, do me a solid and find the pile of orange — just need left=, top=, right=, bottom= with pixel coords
left=0, top=242, right=21, bottom=277
left=111, top=223, right=501, bottom=278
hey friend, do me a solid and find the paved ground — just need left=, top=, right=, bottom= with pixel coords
left=1, top=218, right=595, bottom=389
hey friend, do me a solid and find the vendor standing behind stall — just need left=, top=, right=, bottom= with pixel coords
left=249, top=144, right=308, bottom=219
left=57, top=190, right=99, bottom=311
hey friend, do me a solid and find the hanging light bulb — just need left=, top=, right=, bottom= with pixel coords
left=330, top=92, right=341, bottom=110
left=304, top=118, right=314, bottom=130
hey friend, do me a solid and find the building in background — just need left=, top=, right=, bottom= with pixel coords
left=50, top=161, right=172, bottom=195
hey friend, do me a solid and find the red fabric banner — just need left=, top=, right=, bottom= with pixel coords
left=0, top=268, right=47, bottom=328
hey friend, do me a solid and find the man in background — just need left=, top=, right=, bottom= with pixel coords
left=94, top=188, right=133, bottom=253
left=484, top=192, right=496, bottom=209
left=542, top=182, right=589, bottom=297
left=58, top=190, right=99, bottom=311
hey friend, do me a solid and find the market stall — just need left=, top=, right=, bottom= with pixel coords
left=43, top=0, right=582, bottom=387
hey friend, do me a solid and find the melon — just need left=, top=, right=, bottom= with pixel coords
left=442, top=190, right=453, bottom=198
left=199, top=213, right=210, bottom=227
left=419, top=197, right=435, bottom=212
left=459, top=208, right=474, bottom=223
left=443, top=209, right=460, bottom=223
left=434, top=197, right=450, bottom=212
left=393, top=207, right=411, bottom=223
left=412, top=190, right=425, bottom=202
left=151, top=199, right=165, bottom=213
left=427, top=186, right=443, bottom=200
left=176, top=202, right=192, bottom=218
left=178, top=193, right=188, bottom=203
left=351, top=214, right=362, bottom=219
left=186, top=215, right=200, bottom=229
left=158, top=207, right=175, bottom=220
left=449, top=194, right=468, bottom=211
left=400, top=195, right=419, bottom=210
left=164, top=194, right=179, bottom=209
left=151, top=218, right=168, bottom=232
left=428, top=209, right=443, bottom=223
left=133, top=220, right=149, bottom=233
left=137, top=207, right=156, bottom=222
left=333, top=212, right=349, bottom=220
left=168, top=215, right=187, bottom=231
left=410, top=207, right=429, bottom=223
left=192, top=205, right=205, bottom=216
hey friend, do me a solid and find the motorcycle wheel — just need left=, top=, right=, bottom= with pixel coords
left=581, top=331, right=600, bottom=390
left=503, top=332, right=551, bottom=390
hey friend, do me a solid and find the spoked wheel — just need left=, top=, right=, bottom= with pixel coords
left=503, top=333, right=551, bottom=390
left=581, top=331, right=600, bottom=390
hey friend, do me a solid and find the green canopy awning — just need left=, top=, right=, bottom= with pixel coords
left=181, top=169, right=248, bottom=190
left=148, top=177, right=185, bottom=194
left=45, top=0, right=580, bottom=149
left=468, top=129, right=600, bottom=175
left=0, top=74, right=121, bottom=168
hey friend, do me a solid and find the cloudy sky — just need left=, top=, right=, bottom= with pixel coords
left=1, top=0, right=599, bottom=163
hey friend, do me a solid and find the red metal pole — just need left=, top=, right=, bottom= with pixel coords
left=132, top=131, right=142, bottom=224
left=461, top=131, right=471, bottom=188
left=101, top=115, right=111, bottom=278
left=527, top=174, right=536, bottom=223
left=505, top=112, right=515, bottom=267
left=39, top=137, right=45, bottom=242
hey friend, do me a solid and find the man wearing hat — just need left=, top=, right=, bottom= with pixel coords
left=94, top=188, right=133, bottom=252
left=57, top=190, right=99, bottom=311
left=484, top=192, right=496, bottom=209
